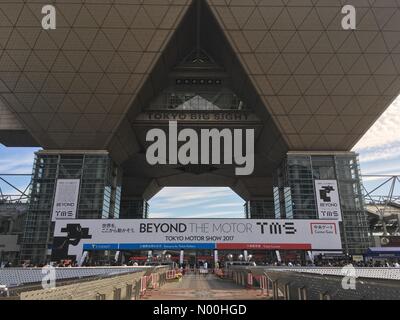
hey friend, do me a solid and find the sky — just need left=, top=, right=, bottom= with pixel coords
left=1, top=95, right=400, bottom=217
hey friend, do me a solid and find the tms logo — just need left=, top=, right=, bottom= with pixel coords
left=256, top=222, right=297, bottom=235
left=319, top=186, right=335, bottom=202
left=55, top=210, right=73, bottom=218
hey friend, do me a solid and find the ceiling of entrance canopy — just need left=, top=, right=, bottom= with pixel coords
left=0, top=0, right=397, bottom=162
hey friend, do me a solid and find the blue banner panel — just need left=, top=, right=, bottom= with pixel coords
left=83, top=243, right=216, bottom=251
left=83, top=243, right=119, bottom=251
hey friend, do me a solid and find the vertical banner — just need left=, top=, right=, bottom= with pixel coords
left=307, top=251, right=314, bottom=263
left=51, top=179, right=80, bottom=221
left=244, top=250, right=248, bottom=261
left=115, top=251, right=120, bottom=263
left=214, top=250, right=219, bottom=266
left=78, top=251, right=88, bottom=267
left=315, top=180, right=342, bottom=221
left=275, top=250, right=281, bottom=263
left=180, top=250, right=184, bottom=265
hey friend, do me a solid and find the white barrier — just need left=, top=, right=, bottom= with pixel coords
left=166, top=270, right=176, bottom=280
left=150, top=273, right=159, bottom=289
left=199, top=268, right=209, bottom=274
left=259, top=276, right=270, bottom=296
left=247, top=273, right=253, bottom=287
left=0, top=267, right=148, bottom=287
left=265, top=267, right=400, bottom=280
left=140, top=276, right=148, bottom=296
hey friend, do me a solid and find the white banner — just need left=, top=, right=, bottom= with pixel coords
left=315, top=180, right=342, bottom=221
left=51, top=179, right=80, bottom=222
left=276, top=250, right=282, bottom=263
left=51, top=219, right=342, bottom=262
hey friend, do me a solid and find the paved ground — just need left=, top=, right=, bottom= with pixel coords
left=144, top=274, right=271, bottom=300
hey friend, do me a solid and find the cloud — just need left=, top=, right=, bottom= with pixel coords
left=152, top=187, right=233, bottom=201
left=0, top=156, right=34, bottom=173
left=0, top=146, right=38, bottom=173
left=206, top=203, right=243, bottom=209
left=150, top=210, right=244, bottom=219
left=150, top=187, right=237, bottom=209
left=361, top=161, right=400, bottom=176
left=149, top=187, right=244, bottom=218
left=354, top=95, right=400, bottom=164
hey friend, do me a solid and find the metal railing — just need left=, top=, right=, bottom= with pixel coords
left=0, top=174, right=32, bottom=204
left=227, top=266, right=400, bottom=300
left=17, top=266, right=169, bottom=300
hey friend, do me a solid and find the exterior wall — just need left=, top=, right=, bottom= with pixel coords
left=19, top=151, right=122, bottom=264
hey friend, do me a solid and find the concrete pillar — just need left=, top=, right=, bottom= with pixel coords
left=319, top=292, right=330, bottom=300
left=298, top=287, right=308, bottom=300
left=125, top=284, right=133, bottom=300
left=273, top=281, right=279, bottom=300
left=113, top=287, right=122, bottom=300
left=284, top=283, right=290, bottom=300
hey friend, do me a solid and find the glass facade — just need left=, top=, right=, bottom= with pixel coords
left=278, top=152, right=371, bottom=255
left=147, top=49, right=248, bottom=112
left=245, top=200, right=275, bottom=219
left=120, top=199, right=149, bottom=219
left=246, top=152, right=371, bottom=255
left=19, top=152, right=122, bottom=264
left=149, top=89, right=247, bottom=111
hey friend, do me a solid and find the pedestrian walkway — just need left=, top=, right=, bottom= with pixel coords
left=144, top=274, right=270, bottom=300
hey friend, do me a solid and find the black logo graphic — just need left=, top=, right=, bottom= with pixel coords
left=51, top=224, right=92, bottom=261
left=319, top=186, right=335, bottom=202
left=256, top=222, right=297, bottom=235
